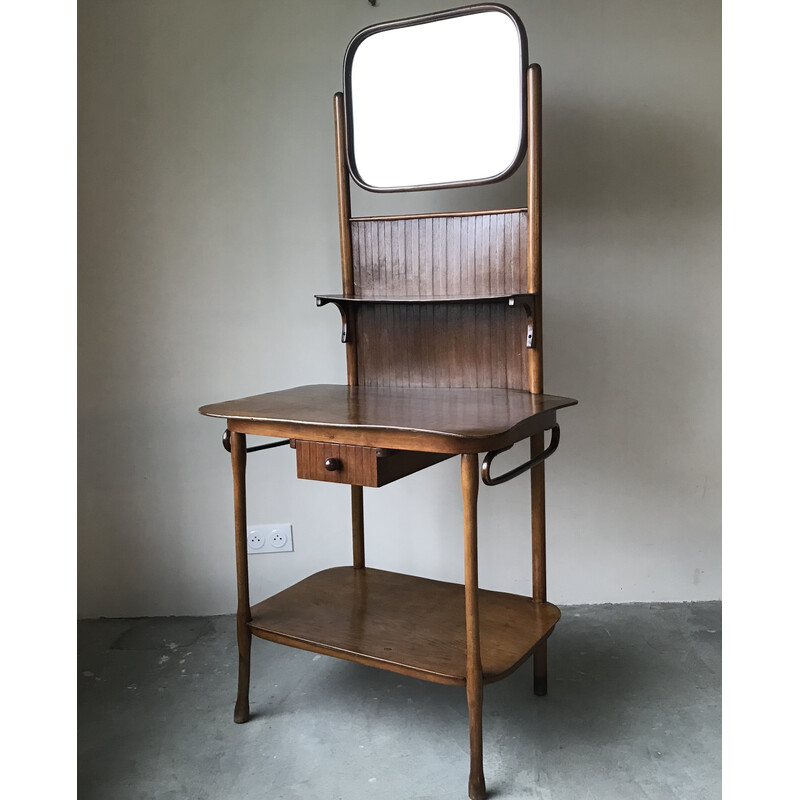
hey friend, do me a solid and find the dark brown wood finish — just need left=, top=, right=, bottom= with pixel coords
left=531, top=431, right=548, bottom=696
left=354, top=302, right=531, bottom=389
left=246, top=567, right=560, bottom=685
left=351, top=485, right=365, bottom=568
left=316, top=291, right=535, bottom=303
left=462, top=454, right=486, bottom=800
left=350, top=211, right=528, bottom=297
left=296, top=441, right=378, bottom=485
left=527, top=64, right=543, bottom=393
left=348, top=210, right=531, bottom=391
left=230, top=432, right=251, bottom=724
left=526, top=64, right=551, bottom=697
left=334, top=91, right=365, bottom=570
left=295, top=440, right=451, bottom=487
left=374, top=448, right=453, bottom=485
left=334, top=94, right=355, bottom=302
left=199, top=384, right=576, bottom=455
left=334, top=91, right=359, bottom=385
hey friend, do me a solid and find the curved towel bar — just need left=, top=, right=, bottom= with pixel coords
left=481, top=425, right=560, bottom=486
left=223, top=429, right=291, bottom=454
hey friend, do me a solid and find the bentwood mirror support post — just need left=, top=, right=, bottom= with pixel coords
left=199, top=7, right=576, bottom=799
left=333, top=91, right=366, bottom=571
left=526, top=62, right=551, bottom=698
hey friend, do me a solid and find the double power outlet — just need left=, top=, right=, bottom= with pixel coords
left=246, top=523, right=294, bottom=554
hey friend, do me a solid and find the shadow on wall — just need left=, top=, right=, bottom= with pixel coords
left=541, top=98, right=720, bottom=415
left=545, top=99, right=719, bottom=219
left=354, top=87, right=719, bottom=218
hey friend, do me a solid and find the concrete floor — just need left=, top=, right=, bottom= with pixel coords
left=78, top=602, right=720, bottom=800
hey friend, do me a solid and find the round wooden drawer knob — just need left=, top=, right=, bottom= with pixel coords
left=324, top=457, right=342, bottom=472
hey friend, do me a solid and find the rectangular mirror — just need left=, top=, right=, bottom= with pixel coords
left=343, top=3, right=528, bottom=193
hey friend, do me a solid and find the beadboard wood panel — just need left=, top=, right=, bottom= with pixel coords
left=350, top=210, right=528, bottom=297
left=348, top=210, right=531, bottom=389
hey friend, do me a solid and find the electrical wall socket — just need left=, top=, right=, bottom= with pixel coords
left=246, top=523, right=293, bottom=554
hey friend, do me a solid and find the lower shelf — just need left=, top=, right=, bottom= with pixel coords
left=248, top=567, right=560, bottom=686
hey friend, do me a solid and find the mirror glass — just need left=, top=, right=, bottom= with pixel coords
left=344, top=6, right=527, bottom=192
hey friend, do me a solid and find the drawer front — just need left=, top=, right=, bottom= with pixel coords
left=295, top=441, right=379, bottom=486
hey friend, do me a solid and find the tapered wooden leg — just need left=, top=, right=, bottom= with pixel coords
left=230, top=431, right=252, bottom=724
left=234, top=619, right=251, bottom=723
left=531, top=433, right=548, bottom=696
left=533, top=641, right=548, bottom=697
left=462, top=453, right=486, bottom=800
left=351, top=485, right=365, bottom=569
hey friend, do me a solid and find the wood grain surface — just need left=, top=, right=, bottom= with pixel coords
left=247, top=566, right=561, bottom=685
left=230, top=432, right=251, bottom=724
left=350, top=211, right=528, bottom=297
left=346, top=211, right=531, bottom=390
left=199, top=384, right=576, bottom=454
left=294, top=440, right=451, bottom=486
left=353, top=301, right=530, bottom=389
left=462, top=453, right=486, bottom=798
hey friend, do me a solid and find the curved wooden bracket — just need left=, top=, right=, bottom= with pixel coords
left=223, top=429, right=290, bottom=454
left=316, top=296, right=349, bottom=343
left=481, top=425, right=560, bottom=486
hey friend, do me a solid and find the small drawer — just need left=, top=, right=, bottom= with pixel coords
left=295, top=441, right=380, bottom=486
left=294, top=440, right=453, bottom=487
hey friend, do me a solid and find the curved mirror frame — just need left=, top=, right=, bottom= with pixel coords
left=343, top=4, right=528, bottom=193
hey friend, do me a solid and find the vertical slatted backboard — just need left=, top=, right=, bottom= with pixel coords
left=349, top=209, right=531, bottom=390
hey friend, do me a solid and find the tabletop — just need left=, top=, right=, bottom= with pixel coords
left=200, top=384, right=577, bottom=454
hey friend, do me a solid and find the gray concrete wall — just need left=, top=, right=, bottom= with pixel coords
left=78, top=0, right=721, bottom=617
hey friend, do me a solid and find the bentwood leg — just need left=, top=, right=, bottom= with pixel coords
left=230, top=431, right=252, bottom=723
left=351, top=485, right=365, bottom=569
left=462, top=453, right=486, bottom=800
left=530, top=432, right=548, bottom=696
left=533, top=642, right=547, bottom=696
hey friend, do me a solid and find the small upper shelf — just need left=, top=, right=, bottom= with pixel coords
left=315, top=292, right=535, bottom=305
left=316, top=292, right=537, bottom=346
